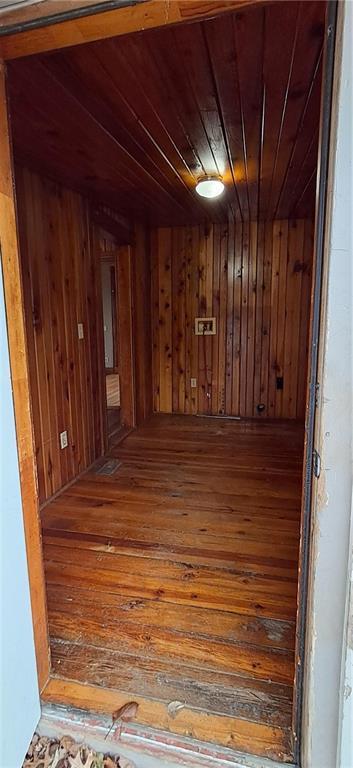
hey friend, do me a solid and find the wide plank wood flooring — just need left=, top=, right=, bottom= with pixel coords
left=41, top=414, right=304, bottom=762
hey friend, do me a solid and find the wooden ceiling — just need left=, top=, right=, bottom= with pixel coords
left=8, top=1, right=326, bottom=226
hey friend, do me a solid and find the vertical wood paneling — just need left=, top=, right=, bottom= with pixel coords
left=239, top=222, right=250, bottom=415
left=232, top=223, right=242, bottom=415
left=132, top=222, right=153, bottom=425
left=225, top=218, right=235, bottom=416
left=198, top=225, right=207, bottom=415
left=184, top=227, right=193, bottom=415
left=90, top=224, right=106, bottom=457
left=254, top=220, right=265, bottom=413
left=204, top=227, right=213, bottom=414
left=259, top=223, right=273, bottom=411
left=152, top=219, right=313, bottom=419
left=274, top=220, right=289, bottom=418
left=296, top=219, right=313, bottom=420
left=190, top=226, right=200, bottom=415
left=16, top=166, right=104, bottom=504
left=268, top=221, right=281, bottom=417
left=172, top=227, right=186, bottom=414
left=284, top=220, right=305, bottom=419
left=217, top=226, right=228, bottom=416
left=158, top=228, right=172, bottom=413
left=151, top=229, right=160, bottom=414
left=246, top=222, right=258, bottom=415
left=176, top=228, right=186, bottom=413
left=211, top=224, right=220, bottom=415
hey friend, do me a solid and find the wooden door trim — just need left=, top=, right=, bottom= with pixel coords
left=0, top=0, right=270, bottom=61
left=293, top=3, right=339, bottom=765
left=110, top=263, right=118, bottom=371
left=0, top=61, right=50, bottom=691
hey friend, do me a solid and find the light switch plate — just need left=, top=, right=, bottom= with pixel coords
left=78, top=322, right=84, bottom=339
left=60, top=430, right=68, bottom=450
left=191, top=378, right=197, bottom=388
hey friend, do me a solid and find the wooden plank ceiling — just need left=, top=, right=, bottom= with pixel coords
left=8, top=1, right=325, bottom=226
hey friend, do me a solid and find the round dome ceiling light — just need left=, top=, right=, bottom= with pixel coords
left=195, top=176, right=225, bottom=199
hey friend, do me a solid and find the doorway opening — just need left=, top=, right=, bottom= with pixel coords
left=5, top=1, right=330, bottom=763
left=101, top=251, right=121, bottom=439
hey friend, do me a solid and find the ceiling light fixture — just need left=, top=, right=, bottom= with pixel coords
left=195, top=175, right=225, bottom=199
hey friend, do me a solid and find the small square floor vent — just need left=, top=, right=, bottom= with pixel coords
left=95, top=459, right=122, bottom=476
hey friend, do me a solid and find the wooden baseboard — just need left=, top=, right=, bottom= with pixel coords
left=41, top=677, right=292, bottom=763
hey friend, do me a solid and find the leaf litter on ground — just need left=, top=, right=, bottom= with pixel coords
left=23, top=734, right=136, bottom=768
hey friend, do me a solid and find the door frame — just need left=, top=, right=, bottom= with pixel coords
left=292, top=1, right=338, bottom=763
left=0, top=0, right=346, bottom=763
left=109, top=262, right=118, bottom=372
left=99, top=243, right=136, bottom=447
left=101, top=253, right=119, bottom=374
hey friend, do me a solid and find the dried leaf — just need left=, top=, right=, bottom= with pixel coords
left=49, top=748, right=62, bottom=768
left=103, top=757, right=117, bottom=768
left=50, top=735, right=78, bottom=768
left=24, top=734, right=135, bottom=768
left=117, top=758, right=136, bottom=768
left=59, top=736, right=76, bottom=753
left=25, top=740, right=54, bottom=768
left=26, top=733, right=40, bottom=759
left=112, top=702, right=138, bottom=724
left=69, top=748, right=96, bottom=768
left=105, top=702, right=139, bottom=740
left=167, top=700, right=185, bottom=718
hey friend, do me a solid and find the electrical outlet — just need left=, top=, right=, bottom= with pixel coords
left=60, top=430, right=68, bottom=450
left=191, top=378, right=197, bottom=388
left=78, top=322, right=84, bottom=340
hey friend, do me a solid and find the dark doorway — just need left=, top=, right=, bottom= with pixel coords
left=101, top=255, right=121, bottom=439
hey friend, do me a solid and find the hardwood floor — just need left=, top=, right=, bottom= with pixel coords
left=41, top=414, right=304, bottom=762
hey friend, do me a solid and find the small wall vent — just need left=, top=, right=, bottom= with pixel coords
left=195, top=317, right=216, bottom=336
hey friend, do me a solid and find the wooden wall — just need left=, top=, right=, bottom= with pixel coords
left=132, top=223, right=153, bottom=425
left=16, top=166, right=104, bottom=504
left=151, top=219, right=313, bottom=420
left=16, top=167, right=153, bottom=504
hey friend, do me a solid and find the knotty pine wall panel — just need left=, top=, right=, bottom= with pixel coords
left=16, top=166, right=104, bottom=504
left=132, top=223, right=153, bottom=426
left=152, top=219, right=313, bottom=420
